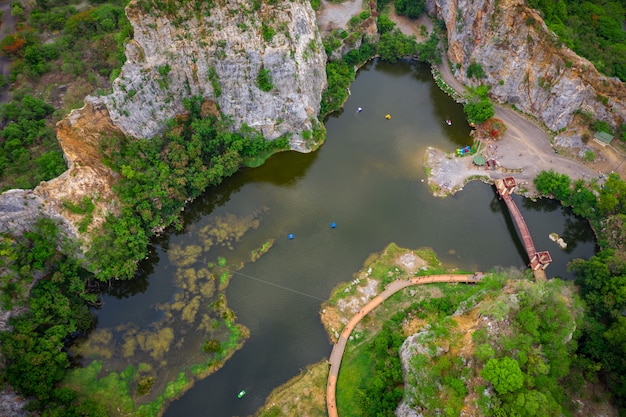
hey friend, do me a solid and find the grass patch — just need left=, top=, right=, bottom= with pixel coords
left=336, top=342, right=375, bottom=417
left=63, top=361, right=136, bottom=415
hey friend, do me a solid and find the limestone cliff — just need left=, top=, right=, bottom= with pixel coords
left=427, top=0, right=626, bottom=132
left=0, top=0, right=327, bottom=239
left=0, top=101, right=121, bottom=238
left=97, top=0, right=327, bottom=151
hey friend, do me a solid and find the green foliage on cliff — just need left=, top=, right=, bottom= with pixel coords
left=88, top=96, right=289, bottom=280
left=528, top=0, right=626, bottom=81
left=257, top=68, right=274, bottom=92
left=394, top=0, right=425, bottom=19
left=336, top=267, right=585, bottom=417
left=0, top=0, right=133, bottom=191
left=0, top=218, right=105, bottom=416
left=534, top=170, right=626, bottom=409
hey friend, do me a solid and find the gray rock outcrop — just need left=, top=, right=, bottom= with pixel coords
left=427, top=0, right=625, bottom=132
left=97, top=0, right=327, bottom=152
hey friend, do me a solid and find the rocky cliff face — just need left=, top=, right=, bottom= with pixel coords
left=97, top=0, right=327, bottom=151
left=427, top=0, right=626, bottom=132
left=0, top=0, right=327, bottom=238
left=0, top=101, right=121, bottom=238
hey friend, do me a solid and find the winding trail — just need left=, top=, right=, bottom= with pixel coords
left=326, top=273, right=483, bottom=417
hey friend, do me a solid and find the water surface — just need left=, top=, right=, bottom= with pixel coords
left=92, top=60, right=596, bottom=417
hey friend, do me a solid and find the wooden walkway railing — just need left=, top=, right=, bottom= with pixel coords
left=494, top=178, right=549, bottom=280
left=326, top=274, right=483, bottom=417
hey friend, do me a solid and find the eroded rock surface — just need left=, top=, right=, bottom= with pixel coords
left=428, top=0, right=625, bottom=131
left=98, top=0, right=327, bottom=151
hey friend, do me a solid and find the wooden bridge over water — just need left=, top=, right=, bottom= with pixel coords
left=326, top=177, right=551, bottom=417
left=494, top=177, right=550, bottom=281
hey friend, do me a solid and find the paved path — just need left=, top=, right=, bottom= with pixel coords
left=326, top=273, right=483, bottom=417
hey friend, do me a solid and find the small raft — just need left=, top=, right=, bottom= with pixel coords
left=238, top=389, right=246, bottom=398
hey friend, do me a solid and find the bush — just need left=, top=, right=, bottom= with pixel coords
left=377, top=14, right=395, bottom=34
left=463, top=99, right=494, bottom=124
left=257, top=68, right=273, bottom=92
left=395, top=0, right=425, bottom=19
left=466, top=62, right=486, bottom=79
left=377, top=29, right=418, bottom=63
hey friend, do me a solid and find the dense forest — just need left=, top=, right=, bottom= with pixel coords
left=528, top=0, right=626, bottom=81
left=0, top=0, right=132, bottom=191
left=0, top=0, right=625, bottom=415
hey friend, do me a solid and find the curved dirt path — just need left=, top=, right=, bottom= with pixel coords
left=427, top=53, right=600, bottom=194
left=326, top=273, right=483, bottom=417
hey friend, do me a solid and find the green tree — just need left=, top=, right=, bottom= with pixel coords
left=509, top=390, right=550, bottom=416
left=466, top=62, right=486, bottom=79
left=377, top=29, right=418, bottom=63
left=599, top=173, right=626, bottom=215
left=395, top=0, right=425, bottom=18
left=604, top=316, right=626, bottom=352
left=463, top=99, right=494, bottom=124
left=533, top=170, right=572, bottom=201
left=481, top=357, right=524, bottom=395
left=377, top=14, right=395, bottom=34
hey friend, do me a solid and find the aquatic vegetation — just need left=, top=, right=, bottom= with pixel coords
left=218, top=271, right=231, bottom=289
left=137, top=376, right=155, bottom=396
left=182, top=296, right=201, bottom=323
left=66, top=208, right=267, bottom=415
left=199, top=275, right=216, bottom=298
left=135, top=372, right=189, bottom=417
left=202, top=339, right=222, bottom=353
left=174, top=267, right=214, bottom=293
left=136, top=327, right=175, bottom=361
left=198, top=211, right=265, bottom=251
left=167, top=244, right=203, bottom=267
left=122, top=330, right=138, bottom=358
left=63, top=361, right=136, bottom=415
left=197, top=313, right=216, bottom=332
left=72, top=328, right=114, bottom=359
left=251, top=238, right=275, bottom=261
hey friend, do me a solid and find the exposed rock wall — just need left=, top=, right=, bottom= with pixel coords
left=0, top=101, right=121, bottom=238
left=97, top=0, right=327, bottom=151
left=0, top=0, right=326, bottom=239
left=427, top=0, right=626, bottom=132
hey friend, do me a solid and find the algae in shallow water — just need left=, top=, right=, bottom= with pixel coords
left=198, top=211, right=265, bottom=250
left=182, top=296, right=201, bottom=323
left=71, top=328, right=114, bottom=359
left=136, top=327, right=175, bottom=361
left=167, top=244, right=203, bottom=267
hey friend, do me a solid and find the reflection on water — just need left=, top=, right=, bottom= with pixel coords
left=79, top=60, right=596, bottom=417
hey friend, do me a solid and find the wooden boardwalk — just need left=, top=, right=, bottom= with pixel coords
left=494, top=178, right=549, bottom=280
left=326, top=274, right=483, bottom=417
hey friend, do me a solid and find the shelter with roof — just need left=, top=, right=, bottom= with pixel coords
left=593, top=131, right=614, bottom=147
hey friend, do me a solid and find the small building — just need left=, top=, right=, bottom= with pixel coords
left=593, top=131, right=614, bottom=147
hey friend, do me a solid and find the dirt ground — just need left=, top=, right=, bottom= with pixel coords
left=315, top=0, right=365, bottom=34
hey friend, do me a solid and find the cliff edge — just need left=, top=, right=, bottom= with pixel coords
left=428, top=0, right=626, bottom=132
left=0, top=0, right=327, bottom=239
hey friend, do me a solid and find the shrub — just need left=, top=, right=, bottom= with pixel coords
left=395, top=0, right=425, bottom=19
left=466, top=62, right=486, bottom=79
left=257, top=68, right=273, bottom=92
left=377, top=14, right=395, bottom=34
